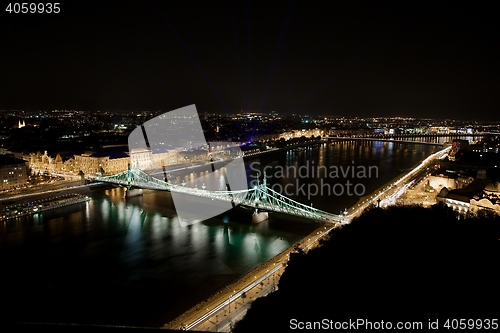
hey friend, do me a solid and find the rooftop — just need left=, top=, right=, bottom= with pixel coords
left=0, top=154, right=27, bottom=167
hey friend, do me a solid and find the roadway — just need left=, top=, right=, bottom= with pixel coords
left=345, top=146, right=450, bottom=219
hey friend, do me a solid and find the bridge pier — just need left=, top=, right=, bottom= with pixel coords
left=125, top=188, right=143, bottom=198
left=252, top=211, right=269, bottom=223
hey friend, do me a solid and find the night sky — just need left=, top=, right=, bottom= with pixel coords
left=1, top=1, right=499, bottom=120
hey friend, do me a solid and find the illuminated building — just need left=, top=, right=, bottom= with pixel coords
left=74, top=152, right=130, bottom=176
left=29, top=147, right=183, bottom=176
left=30, top=149, right=130, bottom=176
left=129, top=148, right=181, bottom=171
left=470, top=182, right=500, bottom=215
left=436, top=170, right=499, bottom=216
left=0, top=154, right=28, bottom=191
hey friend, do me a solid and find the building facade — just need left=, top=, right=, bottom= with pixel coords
left=29, top=150, right=130, bottom=176
left=73, top=153, right=130, bottom=176
left=0, top=155, right=28, bottom=191
left=129, top=148, right=182, bottom=171
left=28, top=147, right=184, bottom=177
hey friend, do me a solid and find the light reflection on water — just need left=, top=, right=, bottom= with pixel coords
left=0, top=141, right=440, bottom=327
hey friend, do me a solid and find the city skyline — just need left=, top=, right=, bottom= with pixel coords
left=1, top=1, right=500, bottom=120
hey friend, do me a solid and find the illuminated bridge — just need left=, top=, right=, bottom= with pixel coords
left=95, top=167, right=348, bottom=224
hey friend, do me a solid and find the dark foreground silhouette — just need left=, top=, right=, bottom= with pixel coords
left=234, top=204, right=500, bottom=332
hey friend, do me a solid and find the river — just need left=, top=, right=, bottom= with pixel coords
left=0, top=140, right=440, bottom=327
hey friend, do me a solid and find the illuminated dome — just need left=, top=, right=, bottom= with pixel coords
left=484, top=182, right=500, bottom=193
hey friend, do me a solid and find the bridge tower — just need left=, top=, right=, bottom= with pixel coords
left=222, top=167, right=236, bottom=208
left=252, top=172, right=269, bottom=223
left=124, top=162, right=143, bottom=198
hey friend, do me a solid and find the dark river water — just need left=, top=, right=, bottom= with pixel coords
left=0, top=141, right=441, bottom=327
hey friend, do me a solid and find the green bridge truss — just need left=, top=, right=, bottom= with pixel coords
left=96, top=167, right=346, bottom=224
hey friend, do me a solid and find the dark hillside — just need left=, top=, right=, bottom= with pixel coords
left=234, top=205, right=500, bottom=332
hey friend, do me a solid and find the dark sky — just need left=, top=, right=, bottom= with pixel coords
left=1, top=1, right=499, bottom=120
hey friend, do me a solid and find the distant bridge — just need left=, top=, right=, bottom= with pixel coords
left=328, top=132, right=497, bottom=145
left=328, top=136, right=446, bottom=146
